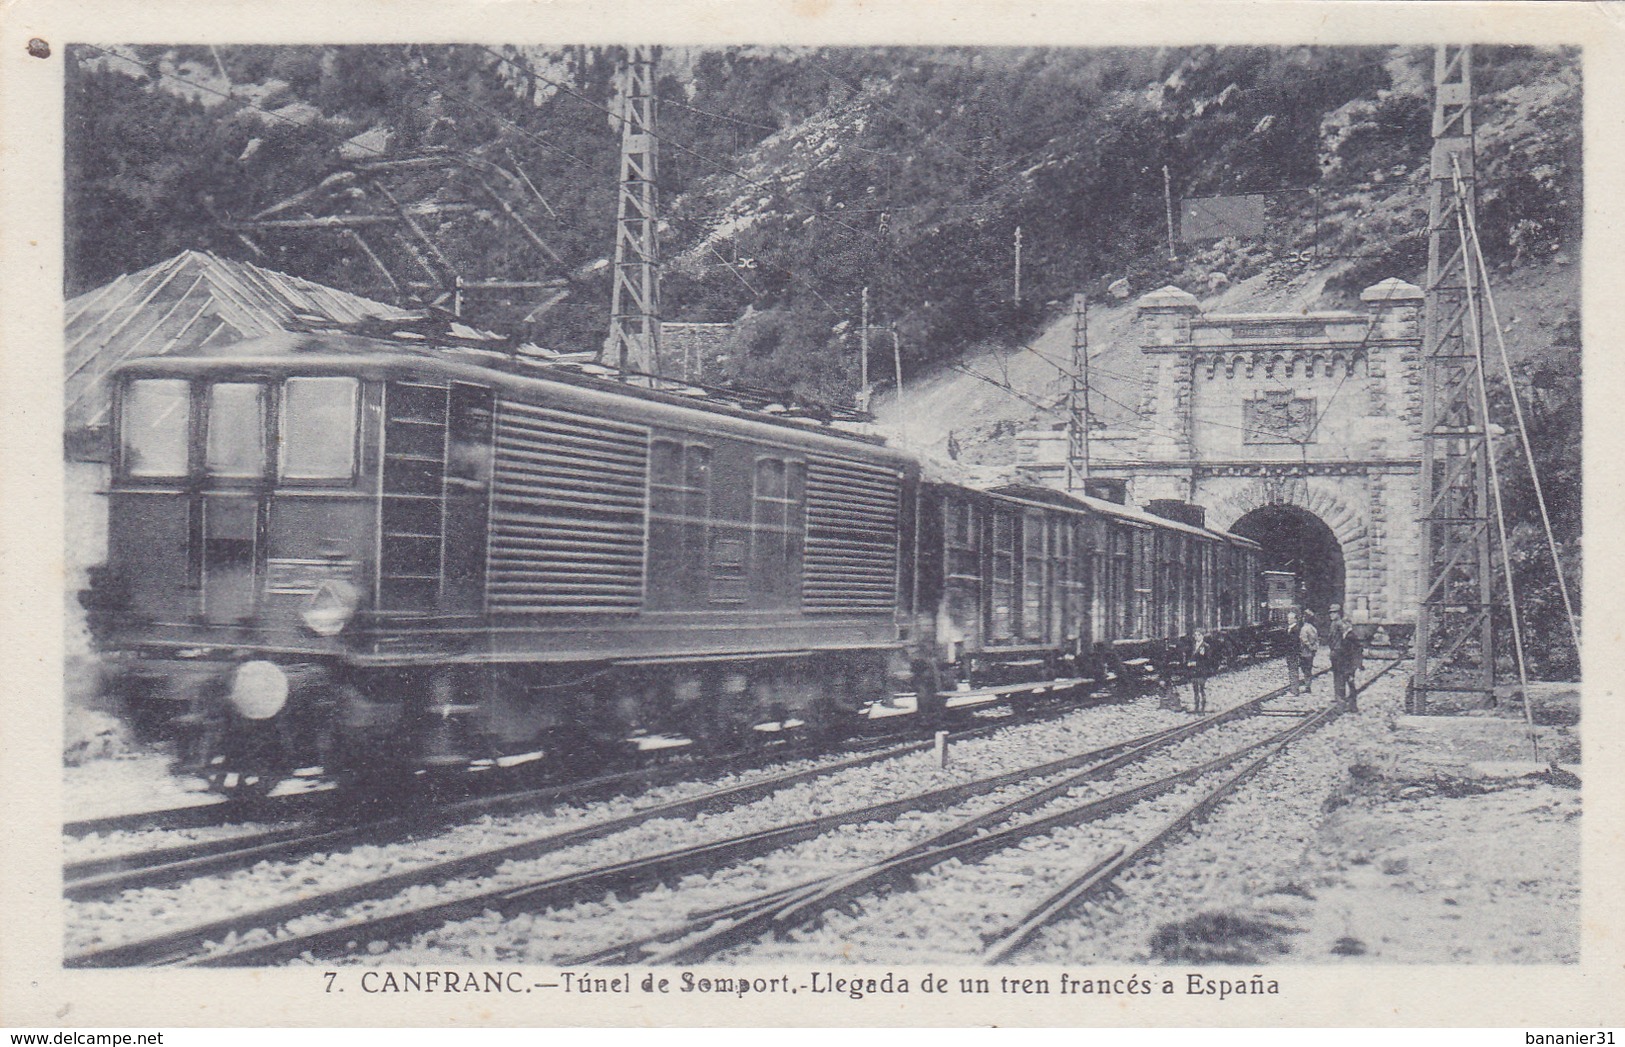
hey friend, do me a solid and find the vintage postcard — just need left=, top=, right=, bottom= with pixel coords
left=2, top=0, right=1621, bottom=1029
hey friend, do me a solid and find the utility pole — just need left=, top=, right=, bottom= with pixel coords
left=892, top=324, right=906, bottom=439
left=858, top=286, right=871, bottom=410
left=604, top=45, right=663, bottom=378
left=1013, top=226, right=1023, bottom=305
left=1067, top=292, right=1090, bottom=492
left=1163, top=166, right=1176, bottom=262
left=1411, top=45, right=1495, bottom=714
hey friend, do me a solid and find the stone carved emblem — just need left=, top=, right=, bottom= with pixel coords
left=1244, top=390, right=1316, bottom=444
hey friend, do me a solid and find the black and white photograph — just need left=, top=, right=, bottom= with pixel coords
left=3, top=0, right=1622, bottom=1030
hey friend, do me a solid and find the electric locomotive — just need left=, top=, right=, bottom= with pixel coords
left=86, top=329, right=918, bottom=792
left=83, top=326, right=1269, bottom=795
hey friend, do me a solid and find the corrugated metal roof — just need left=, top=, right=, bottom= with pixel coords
left=65, top=250, right=409, bottom=432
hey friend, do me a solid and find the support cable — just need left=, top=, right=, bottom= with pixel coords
left=1452, top=158, right=1539, bottom=758
left=1460, top=196, right=1582, bottom=662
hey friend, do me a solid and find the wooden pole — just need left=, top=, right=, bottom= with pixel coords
left=859, top=286, right=870, bottom=409
left=1163, top=166, right=1176, bottom=262
left=1013, top=226, right=1023, bottom=305
left=934, top=730, right=950, bottom=768
left=892, top=324, right=905, bottom=437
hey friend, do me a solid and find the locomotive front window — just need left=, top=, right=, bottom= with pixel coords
left=205, top=382, right=266, bottom=478
left=122, top=378, right=191, bottom=478
left=280, top=377, right=359, bottom=480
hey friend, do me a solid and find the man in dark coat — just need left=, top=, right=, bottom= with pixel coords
left=1329, top=605, right=1365, bottom=710
left=1189, top=630, right=1218, bottom=713
left=1281, top=610, right=1303, bottom=694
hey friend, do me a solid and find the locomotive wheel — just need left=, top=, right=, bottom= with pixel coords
left=205, top=758, right=277, bottom=803
left=911, top=659, right=947, bottom=724
left=686, top=670, right=753, bottom=754
left=803, top=695, right=859, bottom=741
left=200, top=718, right=285, bottom=805
left=553, top=687, right=632, bottom=773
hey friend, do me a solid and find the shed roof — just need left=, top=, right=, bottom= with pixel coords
left=65, top=250, right=410, bottom=433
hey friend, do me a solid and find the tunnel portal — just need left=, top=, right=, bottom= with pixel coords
left=1230, top=505, right=1346, bottom=619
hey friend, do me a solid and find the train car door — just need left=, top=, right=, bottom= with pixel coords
left=940, top=493, right=982, bottom=656
left=200, top=381, right=268, bottom=625
left=986, top=509, right=1017, bottom=643
left=442, top=383, right=494, bottom=614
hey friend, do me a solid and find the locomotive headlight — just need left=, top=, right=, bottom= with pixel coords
left=301, top=579, right=360, bottom=637
left=229, top=660, right=289, bottom=720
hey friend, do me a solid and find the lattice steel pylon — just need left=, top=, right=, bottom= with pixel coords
left=604, top=46, right=663, bottom=377
left=1410, top=45, right=1495, bottom=713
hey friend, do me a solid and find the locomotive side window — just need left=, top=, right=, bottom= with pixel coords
left=280, top=377, right=359, bottom=481
left=122, top=378, right=191, bottom=478
left=749, top=456, right=806, bottom=607
left=647, top=439, right=712, bottom=610
left=205, top=382, right=266, bottom=479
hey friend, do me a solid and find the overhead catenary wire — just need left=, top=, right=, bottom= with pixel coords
left=87, top=43, right=1519, bottom=432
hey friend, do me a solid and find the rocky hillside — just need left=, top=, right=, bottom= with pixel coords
left=64, top=43, right=1582, bottom=675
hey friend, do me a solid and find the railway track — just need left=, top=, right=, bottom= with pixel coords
left=63, top=790, right=334, bottom=839
left=979, top=658, right=1403, bottom=964
left=63, top=657, right=1308, bottom=968
left=63, top=664, right=1115, bottom=842
left=137, top=670, right=1303, bottom=967
left=705, top=661, right=1398, bottom=967
left=61, top=666, right=1132, bottom=902
left=565, top=683, right=1338, bottom=965
left=66, top=664, right=1197, bottom=969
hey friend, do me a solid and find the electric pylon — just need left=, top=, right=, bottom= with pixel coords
left=604, top=45, right=663, bottom=376
left=1410, top=45, right=1496, bottom=712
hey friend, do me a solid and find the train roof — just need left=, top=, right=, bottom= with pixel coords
left=949, top=480, right=1260, bottom=548
left=113, top=328, right=915, bottom=465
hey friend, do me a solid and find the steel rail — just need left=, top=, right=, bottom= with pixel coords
left=179, top=680, right=1285, bottom=969
left=69, top=690, right=1109, bottom=969
left=980, top=708, right=1336, bottom=963
left=63, top=791, right=337, bottom=839
left=571, top=669, right=1342, bottom=965
left=63, top=731, right=937, bottom=969
left=642, top=707, right=1313, bottom=965
left=561, top=717, right=1209, bottom=963
left=62, top=655, right=1254, bottom=900
left=60, top=678, right=1064, bottom=895
left=555, top=676, right=1314, bottom=964
left=63, top=640, right=1272, bottom=841
left=65, top=660, right=1290, bottom=966
left=63, top=734, right=908, bottom=899
left=178, top=714, right=1208, bottom=967
left=981, top=659, right=1402, bottom=963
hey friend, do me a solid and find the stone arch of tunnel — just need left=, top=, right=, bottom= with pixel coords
left=1230, top=505, right=1346, bottom=619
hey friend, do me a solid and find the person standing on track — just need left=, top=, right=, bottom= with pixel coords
left=1329, top=606, right=1365, bottom=711
left=1281, top=610, right=1303, bottom=694
left=1188, top=630, right=1217, bottom=714
left=1296, top=611, right=1320, bottom=694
